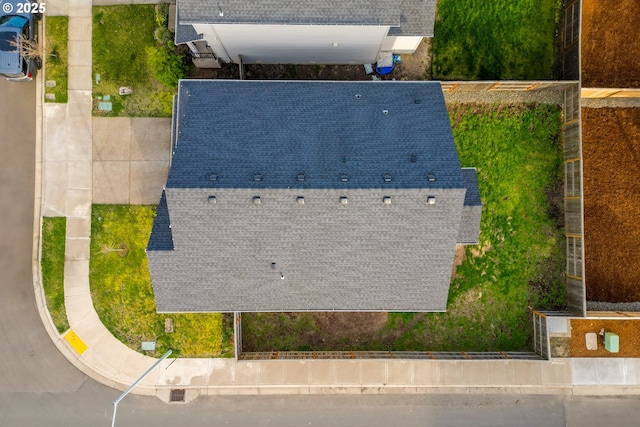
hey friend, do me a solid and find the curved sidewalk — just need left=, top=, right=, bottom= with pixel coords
left=34, top=0, right=640, bottom=403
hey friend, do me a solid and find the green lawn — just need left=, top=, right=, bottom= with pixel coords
left=41, top=217, right=69, bottom=333
left=44, top=16, right=68, bottom=103
left=92, top=5, right=175, bottom=117
left=242, top=104, right=566, bottom=352
left=90, top=205, right=234, bottom=358
left=431, top=0, right=561, bottom=80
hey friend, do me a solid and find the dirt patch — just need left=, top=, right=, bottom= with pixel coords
left=550, top=337, right=570, bottom=357
left=451, top=244, right=467, bottom=280
left=581, top=0, right=640, bottom=88
left=187, top=39, right=431, bottom=82
left=582, top=108, right=640, bottom=302
left=241, top=312, right=389, bottom=351
left=569, top=319, right=640, bottom=357
left=313, top=312, right=388, bottom=344
left=392, top=38, right=432, bottom=81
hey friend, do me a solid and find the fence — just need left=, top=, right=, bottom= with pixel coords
left=532, top=311, right=551, bottom=359
left=440, top=80, right=577, bottom=93
left=239, top=351, right=542, bottom=361
left=586, top=312, right=640, bottom=319
left=562, top=84, right=586, bottom=316
left=561, top=0, right=580, bottom=80
left=233, top=312, right=242, bottom=360
left=235, top=312, right=542, bottom=361
left=581, top=88, right=640, bottom=98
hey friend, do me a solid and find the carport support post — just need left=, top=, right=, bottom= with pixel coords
left=111, top=349, right=172, bottom=427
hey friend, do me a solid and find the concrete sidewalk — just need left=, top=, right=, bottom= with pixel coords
left=34, top=0, right=640, bottom=404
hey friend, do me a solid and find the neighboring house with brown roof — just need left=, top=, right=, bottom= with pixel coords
left=146, top=80, right=481, bottom=313
left=174, top=0, right=436, bottom=66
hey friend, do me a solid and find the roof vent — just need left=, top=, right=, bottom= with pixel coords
left=383, top=173, right=392, bottom=182
left=271, top=262, right=276, bottom=270
left=208, top=195, right=217, bottom=204
left=427, top=172, right=436, bottom=182
left=297, top=173, right=306, bottom=182
left=209, top=173, right=218, bottom=182
left=355, top=94, right=361, bottom=99
left=341, top=155, right=347, bottom=163
left=411, top=154, right=417, bottom=163
left=414, top=98, right=421, bottom=104
left=296, top=196, right=305, bottom=205
left=340, top=196, right=348, bottom=205
left=427, top=196, right=436, bottom=205
left=253, top=173, right=262, bottom=182
left=340, top=173, right=349, bottom=182
left=382, top=109, right=389, bottom=115
left=383, top=196, right=392, bottom=205
left=253, top=196, right=261, bottom=205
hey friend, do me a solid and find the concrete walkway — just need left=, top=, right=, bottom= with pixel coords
left=35, top=1, right=640, bottom=404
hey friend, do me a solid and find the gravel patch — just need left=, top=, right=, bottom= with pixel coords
left=587, top=301, right=640, bottom=311
left=444, top=89, right=564, bottom=105
left=581, top=97, right=640, bottom=108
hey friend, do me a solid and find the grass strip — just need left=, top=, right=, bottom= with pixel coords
left=41, top=217, right=69, bottom=333
left=44, top=16, right=68, bottom=103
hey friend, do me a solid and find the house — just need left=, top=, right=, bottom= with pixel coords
left=146, top=80, right=482, bottom=313
left=174, top=0, right=437, bottom=66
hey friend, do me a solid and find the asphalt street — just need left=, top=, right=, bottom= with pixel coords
left=2, top=78, right=640, bottom=427
left=0, top=77, right=88, bottom=394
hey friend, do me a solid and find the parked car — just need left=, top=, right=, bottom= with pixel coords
left=0, top=0, right=42, bottom=81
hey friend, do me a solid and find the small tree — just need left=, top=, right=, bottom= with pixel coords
left=9, top=33, right=43, bottom=61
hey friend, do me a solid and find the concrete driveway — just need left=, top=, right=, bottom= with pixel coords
left=92, top=117, right=171, bottom=205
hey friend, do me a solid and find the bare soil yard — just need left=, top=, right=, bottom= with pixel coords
left=569, top=319, right=640, bottom=357
left=582, top=108, right=640, bottom=302
left=189, top=39, right=431, bottom=82
left=582, top=0, right=640, bottom=88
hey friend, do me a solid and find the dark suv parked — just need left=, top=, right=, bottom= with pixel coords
left=0, top=0, right=41, bottom=81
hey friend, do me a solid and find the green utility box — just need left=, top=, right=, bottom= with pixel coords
left=604, top=332, right=619, bottom=353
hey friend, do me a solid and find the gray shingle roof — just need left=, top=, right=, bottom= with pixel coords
left=147, top=80, right=480, bottom=313
left=174, top=1, right=203, bottom=44
left=168, top=80, right=463, bottom=190
left=175, top=23, right=202, bottom=44
left=177, top=0, right=401, bottom=26
left=388, top=0, right=437, bottom=36
left=147, top=191, right=173, bottom=251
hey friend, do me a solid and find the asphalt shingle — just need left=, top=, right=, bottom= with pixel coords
left=178, top=0, right=401, bottom=26
left=147, top=80, right=480, bottom=313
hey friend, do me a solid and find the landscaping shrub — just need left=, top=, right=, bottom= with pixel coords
left=155, top=3, right=169, bottom=27
left=154, top=26, right=172, bottom=45
left=146, top=45, right=187, bottom=88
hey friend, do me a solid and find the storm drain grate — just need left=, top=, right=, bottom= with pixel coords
left=170, top=389, right=186, bottom=402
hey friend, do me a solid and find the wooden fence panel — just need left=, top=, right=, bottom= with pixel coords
left=564, top=160, right=581, bottom=198
left=566, top=276, right=586, bottom=315
left=563, top=122, right=581, bottom=160
left=564, top=86, right=580, bottom=123
left=566, top=236, right=583, bottom=278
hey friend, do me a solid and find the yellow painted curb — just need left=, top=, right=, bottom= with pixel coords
left=64, top=329, right=88, bottom=355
